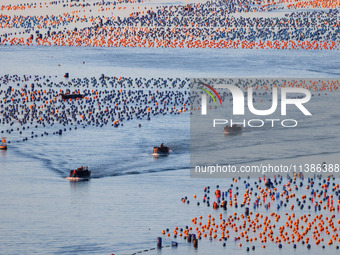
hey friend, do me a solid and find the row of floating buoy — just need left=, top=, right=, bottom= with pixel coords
left=2, top=75, right=339, bottom=145
left=0, top=0, right=143, bottom=11
left=191, top=78, right=340, bottom=92
left=0, top=0, right=339, bottom=49
left=0, top=75, right=190, bottom=89
left=162, top=175, right=340, bottom=250
left=2, top=34, right=339, bottom=50
left=0, top=75, right=190, bottom=145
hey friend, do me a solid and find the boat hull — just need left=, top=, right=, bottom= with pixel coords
left=65, top=177, right=90, bottom=181
left=69, top=168, right=91, bottom=179
left=153, top=146, right=170, bottom=155
left=224, top=125, right=242, bottom=134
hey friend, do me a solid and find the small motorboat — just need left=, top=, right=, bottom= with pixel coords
left=66, top=165, right=91, bottom=181
left=0, top=137, right=7, bottom=150
left=61, top=93, right=84, bottom=100
left=153, top=144, right=170, bottom=155
left=224, top=124, right=242, bottom=134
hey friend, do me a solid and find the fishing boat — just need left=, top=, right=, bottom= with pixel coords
left=0, top=137, right=7, bottom=150
left=61, top=93, right=84, bottom=100
left=224, top=124, right=242, bottom=134
left=66, top=165, right=91, bottom=181
left=153, top=144, right=170, bottom=155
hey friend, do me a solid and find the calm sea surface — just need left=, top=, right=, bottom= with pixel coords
left=1, top=46, right=340, bottom=254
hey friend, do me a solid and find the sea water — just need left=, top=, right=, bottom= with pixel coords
left=1, top=46, right=340, bottom=255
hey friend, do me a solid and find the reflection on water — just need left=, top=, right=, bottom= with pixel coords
left=69, top=179, right=91, bottom=192
left=224, top=131, right=243, bottom=137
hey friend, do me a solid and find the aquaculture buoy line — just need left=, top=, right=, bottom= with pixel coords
left=0, top=0, right=144, bottom=11
left=161, top=175, right=340, bottom=250
left=1, top=76, right=338, bottom=144
left=0, top=0, right=339, bottom=49
left=0, top=74, right=190, bottom=144
left=190, top=78, right=340, bottom=92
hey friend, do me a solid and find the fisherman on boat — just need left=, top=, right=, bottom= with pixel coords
left=153, top=143, right=170, bottom=154
left=69, top=165, right=91, bottom=178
